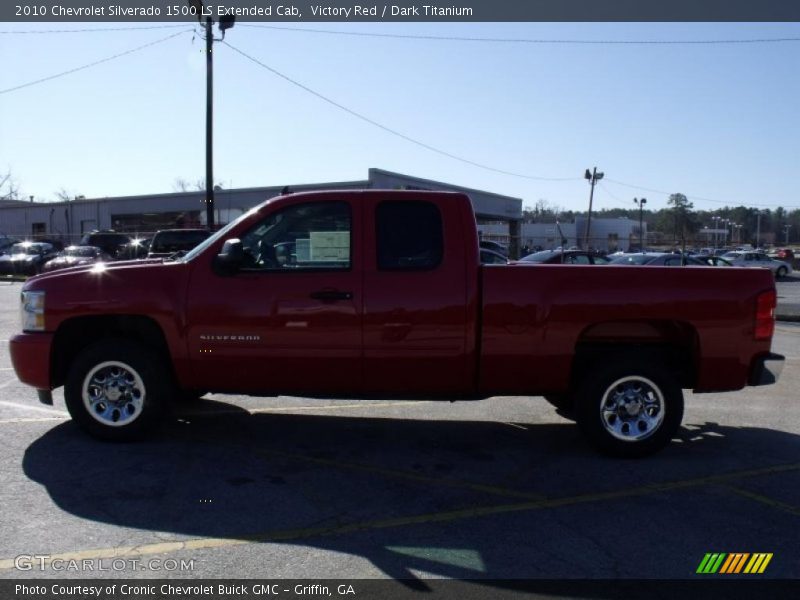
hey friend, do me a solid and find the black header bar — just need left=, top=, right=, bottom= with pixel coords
left=4, top=0, right=800, bottom=22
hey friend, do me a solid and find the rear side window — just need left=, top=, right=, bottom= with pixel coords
left=376, top=201, right=443, bottom=270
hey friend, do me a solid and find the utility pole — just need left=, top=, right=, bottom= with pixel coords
left=583, top=167, right=604, bottom=250
left=634, top=197, right=647, bottom=252
left=784, top=224, right=792, bottom=245
left=189, top=1, right=235, bottom=231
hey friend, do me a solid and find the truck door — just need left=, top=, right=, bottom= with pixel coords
left=185, top=198, right=362, bottom=394
left=362, top=196, right=471, bottom=395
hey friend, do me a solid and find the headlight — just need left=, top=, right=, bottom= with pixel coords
left=20, top=291, right=45, bottom=332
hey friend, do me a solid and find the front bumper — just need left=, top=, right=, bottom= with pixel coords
left=749, top=352, right=785, bottom=386
left=9, top=332, right=54, bottom=392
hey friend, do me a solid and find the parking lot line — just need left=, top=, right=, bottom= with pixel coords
left=721, top=484, right=800, bottom=517
left=1, top=461, right=797, bottom=571
left=0, top=416, right=67, bottom=425
left=262, top=449, right=547, bottom=501
left=0, top=399, right=67, bottom=416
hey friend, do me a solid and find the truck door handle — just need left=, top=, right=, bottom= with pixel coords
left=310, top=289, right=353, bottom=301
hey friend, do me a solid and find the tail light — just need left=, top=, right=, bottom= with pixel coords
left=755, top=290, right=776, bottom=341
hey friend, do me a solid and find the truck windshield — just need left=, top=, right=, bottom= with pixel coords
left=182, top=215, right=250, bottom=262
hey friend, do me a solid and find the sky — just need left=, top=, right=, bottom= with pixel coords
left=1, top=21, right=800, bottom=213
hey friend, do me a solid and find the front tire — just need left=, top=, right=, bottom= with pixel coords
left=575, top=360, right=684, bottom=457
left=776, top=266, right=788, bottom=278
left=65, top=339, right=168, bottom=441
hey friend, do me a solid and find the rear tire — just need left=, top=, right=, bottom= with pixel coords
left=65, top=339, right=167, bottom=441
left=575, top=360, right=683, bottom=458
left=777, top=266, right=788, bottom=278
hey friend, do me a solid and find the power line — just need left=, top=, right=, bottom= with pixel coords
left=604, top=178, right=800, bottom=209
left=0, top=25, right=191, bottom=34
left=238, top=24, right=800, bottom=45
left=0, top=30, right=191, bottom=95
left=222, top=41, right=580, bottom=182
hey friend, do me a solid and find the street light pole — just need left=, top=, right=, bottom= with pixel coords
left=756, top=211, right=762, bottom=249
left=204, top=14, right=214, bottom=230
left=583, top=167, right=604, bottom=250
left=634, top=197, right=647, bottom=252
left=712, top=216, right=719, bottom=249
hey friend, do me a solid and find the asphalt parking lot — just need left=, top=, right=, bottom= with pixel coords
left=0, top=278, right=798, bottom=586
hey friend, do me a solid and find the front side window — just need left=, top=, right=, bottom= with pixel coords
left=239, top=202, right=351, bottom=271
left=376, top=201, right=443, bottom=270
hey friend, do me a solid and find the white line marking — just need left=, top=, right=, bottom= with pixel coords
left=0, top=400, right=67, bottom=416
left=0, top=416, right=67, bottom=424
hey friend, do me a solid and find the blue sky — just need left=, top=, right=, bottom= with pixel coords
left=1, top=22, right=799, bottom=212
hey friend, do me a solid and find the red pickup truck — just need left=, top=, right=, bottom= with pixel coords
left=10, top=191, right=784, bottom=456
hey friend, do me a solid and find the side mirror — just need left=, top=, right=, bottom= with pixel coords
left=213, top=238, right=244, bottom=276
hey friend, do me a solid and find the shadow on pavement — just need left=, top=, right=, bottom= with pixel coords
left=21, top=398, right=800, bottom=588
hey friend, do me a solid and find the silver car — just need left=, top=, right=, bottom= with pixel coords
left=721, top=251, right=792, bottom=278
left=608, top=252, right=706, bottom=266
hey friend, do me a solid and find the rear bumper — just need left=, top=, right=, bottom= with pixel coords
left=9, top=332, right=53, bottom=391
left=749, top=352, right=785, bottom=386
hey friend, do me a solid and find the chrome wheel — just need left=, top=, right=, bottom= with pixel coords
left=82, top=361, right=145, bottom=427
left=599, top=375, right=665, bottom=442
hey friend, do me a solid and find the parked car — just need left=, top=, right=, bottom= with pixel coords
left=42, top=246, right=111, bottom=273
left=79, top=230, right=131, bottom=258
left=479, top=240, right=509, bottom=257
left=518, top=250, right=610, bottom=265
left=721, top=251, right=792, bottom=278
left=480, top=249, right=509, bottom=265
left=10, top=190, right=783, bottom=457
left=0, top=237, right=20, bottom=254
left=0, top=242, right=58, bottom=275
left=608, top=253, right=706, bottom=266
left=768, top=248, right=795, bottom=263
left=117, top=238, right=152, bottom=260
left=147, top=229, right=211, bottom=258
left=35, top=237, right=65, bottom=252
left=696, top=255, right=734, bottom=267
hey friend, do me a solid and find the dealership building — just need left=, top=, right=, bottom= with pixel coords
left=0, top=168, right=525, bottom=253
left=479, top=216, right=648, bottom=253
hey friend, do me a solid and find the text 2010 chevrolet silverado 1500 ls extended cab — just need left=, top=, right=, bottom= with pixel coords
left=10, top=191, right=784, bottom=456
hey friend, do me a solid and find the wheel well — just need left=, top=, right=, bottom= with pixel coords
left=51, top=315, right=171, bottom=389
left=572, top=320, right=699, bottom=390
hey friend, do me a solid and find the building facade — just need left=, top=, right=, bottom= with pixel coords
left=0, top=168, right=523, bottom=252
left=479, top=217, right=647, bottom=253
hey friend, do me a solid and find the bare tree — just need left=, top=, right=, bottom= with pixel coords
left=0, top=170, right=21, bottom=200
left=53, top=188, right=86, bottom=202
left=173, top=178, right=192, bottom=192
left=174, top=177, right=226, bottom=192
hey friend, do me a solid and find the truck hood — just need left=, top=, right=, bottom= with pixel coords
left=23, top=259, right=192, bottom=328
left=28, top=258, right=166, bottom=281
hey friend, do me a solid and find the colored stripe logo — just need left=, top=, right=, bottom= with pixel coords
left=696, top=553, right=773, bottom=574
